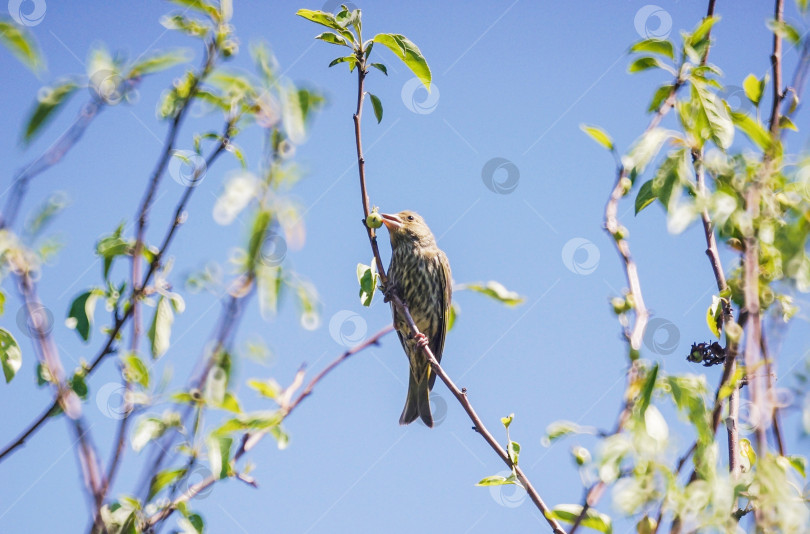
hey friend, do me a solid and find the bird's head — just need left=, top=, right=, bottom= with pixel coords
left=381, top=210, right=436, bottom=248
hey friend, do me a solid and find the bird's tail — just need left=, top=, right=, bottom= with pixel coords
left=399, top=372, right=433, bottom=428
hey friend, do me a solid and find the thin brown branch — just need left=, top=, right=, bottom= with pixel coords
left=768, top=0, right=785, bottom=134
left=0, top=99, right=104, bottom=230
left=144, top=325, right=396, bottom=528
left=348, top=52, right=564, bottom=534
left=0, top=120, right=234, bottom=465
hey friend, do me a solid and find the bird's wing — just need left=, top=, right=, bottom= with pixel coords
left=431, top=250, right=452, bottom=364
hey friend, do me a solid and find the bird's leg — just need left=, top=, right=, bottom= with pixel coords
left=413, top=332, right=429, bottom=348
left=382, top=281, right=398, bottom=303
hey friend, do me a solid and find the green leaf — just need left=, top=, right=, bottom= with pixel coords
left=622, top=128, right=676, bottom=178
left=372, top=33, right=431, bottom=90
left=706, top=295, right=723, bottom=338
left=204, top=365, right=228, bottom=406
left=148, top=296, right=174, bottom=358
left=66, top=289, right=103, bottom=342
left=23, top=79, right=80, bottom=144
left=508, top=440, right=521, bottom=466
left=638, top=363, right=658, bottom=414
left=543, top=420, right=589, bottom=444
left=315, top=31, right=349, bottom=47
left=767, top=19, right=802, bottom=46
left=370, top=62, right=387, bottom=75
left=798, top=0, right=809, bottom=13
left=628, top=56, right=666, bottom=73
left=132, top=412, right=182, bottom=452
left=635, top=179, right=656, bottom=214
left=731, top=110, right=772, bottom=151
left=787, top=455, right=807, bottom=477
left=207, top=435, right=232, bottom=479
left=328, top=55, right=357, bottom=69
left=0, top=290, right=5, bottom=315
left=247, top=378, right=282, bottom=400
left=546, top=504, right=613, bottom=533
left=456, top=281, right=525, bottom=306
left=691, top=81, right=734, bottom=149
left=368, top=92, right=383, bottom=123
left=357, top=262, right=378, bottom=307
left=148, top=468, right=186, bottom=500
left=96, top=223, right=129, bottom=280
left=169, top=0, right=220, bottom=20
left=501, top=413, right=514, bottom=429
left=122, top=352, right=149, bottom=388
left=0, top=19, right=44, bottom=72
left=127, top=48, right=191, bottom=78
left=740, top=438, right=757, bottom=470
left=214, top=410, right=283, bottom=435
left=0, top=328, right=22, bottom=383
left=647, top=84, right=674, bottom=113
left=295, top=9, right=344, bottom=31
left=688, top=15, right=720, bottom=46
left=779, top=116, right=798, bottom=131
left=476, top=474, right=518, bottom=487
left=630, top=39, right=674, bottom=60
left=447, top=302, right=458, bottom=332
left=220, top=392, right=241, bottom=413
left=742, top=74, right=765, bottom=106
left=580, top=124, right=614, bottom=151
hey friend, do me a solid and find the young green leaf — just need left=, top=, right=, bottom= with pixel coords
left=148, top=296, right=174, bottom=358
left=315, top=31, right=350, bottom=47
left=628, top=56, right=669, bottom=74
left=0, top=19, right=45, bottom=72
left=357, top=262, right=378, bottom=307
left=787, top=455, right=807, bottom=477
left=688, top=15, right=720, bottom=46
left=122, top=352, right=150, bottom=388
left=148, top=468, right=186, bottom=500
left=691, top=81, right=734, bottom=149
left=501, top=413, right=514, bottom=429
left=647, top=84, right=674, bottom=113
left=371, top=33, right=431, bottom=90
left=296, top=9, right=342, bottom=31
left=635, top=179, right=657, bottom=214
left=475, top=474, right=518, bottom=487
left=638, top=363, right=658, bottom=414
left=508, top=440, right=521, bottom=466
left=369, top=62, right=387, bottom=75
left=328, top=55, right=357, bottom=69
left=169, top=0, right=220, bottom=20
left=66, top=289, right=103, bottom=342
left=127, top=48, right=191, bottom=78
left=622, top=128, right=676, bottom=178
left=23, top=79, right=80, bottom=144
left=580, top=124, right=614, bottom=151
left=368, top=92, right=383, bottom=123
left=455, top=281, right=525, bottom=306
left=546, top=504, right=613, bottom=533
left=730, top=110, right=772, bottom=151
left=742, top=73, right=764, bottom=106
left=767, top=19, right=802, bottom=46
left=207, top=435, right=233, bottom=479
left=630, top=38, right=675, bottom=60
left=0, top=328, right=22, bottom=383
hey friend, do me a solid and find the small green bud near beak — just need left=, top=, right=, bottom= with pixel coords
left=366, top=212, right=383, bottom=229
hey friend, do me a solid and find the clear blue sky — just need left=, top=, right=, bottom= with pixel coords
left=1, top=1, right=808, bottom=532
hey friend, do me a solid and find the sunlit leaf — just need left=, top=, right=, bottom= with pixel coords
left=456, top=281, right=525, bottom=306
left=742, top=73, right=765, bottom=106
left=630, top=39, right=674, bottom=60
left=0, top=328, right=22, bottom=383
left=207, top=435, right=232, bottom=479
left=127, top=48, right=191, bottom=78
left=66, top=289, right=103, bottom=342
left=368, top=92, right=383, bottom=123
left=547, top=504, right=612, bottom=533
left=0, top=19, right=44, bottom=72
left=580, top=124, right=614, bottom=151
left=372, top=33, right=431, bottom=90
left=23, top=79, right=80, bottom=143
left=148, top=296, right=174, bottom=358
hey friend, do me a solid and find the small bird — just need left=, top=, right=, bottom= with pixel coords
left=381, top=210, right=452, bottom=428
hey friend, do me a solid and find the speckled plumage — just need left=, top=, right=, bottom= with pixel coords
left=382, top=211, right=452, bottom=428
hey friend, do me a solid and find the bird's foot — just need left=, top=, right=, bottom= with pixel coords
left=382, top=282, right=398, bottom=303
left=413, top=332, right=429, bottom=349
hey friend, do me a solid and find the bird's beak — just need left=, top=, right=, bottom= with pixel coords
left=381, top=213, right=402, bottom=231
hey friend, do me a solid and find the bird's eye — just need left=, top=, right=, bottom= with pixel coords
left=407, top=215, right=415, bottom=221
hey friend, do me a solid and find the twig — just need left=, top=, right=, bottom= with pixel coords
left=144, top=325, right=396, bottom=528
left=0, top=99, right=104, bottom=230
left=349, top=47, right=564, bottom=534
left=0, top=119, right=234, bottom=464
